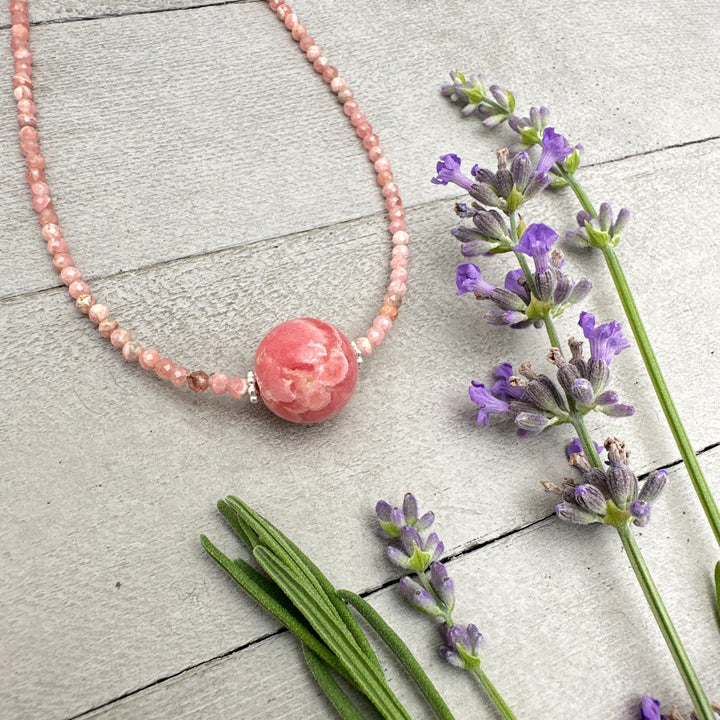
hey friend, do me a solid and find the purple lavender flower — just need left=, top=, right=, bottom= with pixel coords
left=640, top=696, right=663, bottom=720
left=439, top=622, right=483, bottom=670
left=566, top=437, right=604, bottom=459
left=515, top=223, right=559, bottom=273
left=468, top=381, right=510, bottom=425
left=579, top=312, right=631, bottom=365
left=508, top=105, right=551, bottom=151
left=429, top=562, right=455, bottom=610
left=566, top=202, right=630, bottom=249
left=387, top=525, right=444, bottom=572
left=376, top=493, right=434, bottom=540
left=455, top=263, right=496, bottom=296
left=398, top=577, right=442, bottom=616
left=431, top=154, right=474, bottom=190
left=535, top=127, right=574, bottom=175
left=503, top=268, right=530, bottom=303
left=490, top=363, right=526, bottom=402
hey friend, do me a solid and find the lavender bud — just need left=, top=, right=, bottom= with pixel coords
left=524, top=378, right=566, bottom=416
left=400, top=525, right=424, bottom=556
left=574, top=484, right=608, bottom=515
left=587, top=358, right=610, bottom=394
left=494, top=168, right=513, bottom=198
left=606, top=463, right=638, bottom=508
left=460, top=240, right=491, bottom=258
left=399, top=577, right=442, bottom=616
left=639, top=469, right=668, bottom=504
left=576, top=210, right=592, bottom=228
left=469, top=183, right=503, bottom=208
left=482, top=114, right=507, bottom=129
left=598, top=202, right=613, bottom=231
left=490, top=84, right=512, bottom=110
left=556, top=362, right=581, bottom=395
left=403, top=493, right=419, bottom=524
left=472, top=210, right=509, bottom=241
left=555, top=501, right=600, bottom=525
left=567, top=277, right=593, bottom=305
left=510, top=151, right=531, bottom=191
left=630, top=499, right=651, bottom=527
left=515, top=411, right=552, bottom=436
left=491, top=287, right=527, bottom=312
left=583, top=467, right=610, bottom=496
left=387, top=546, right=411, bottom=569
left=612, top=207, right=630, bottom=235
left=534, top=270, right=555, bottom=301
left=429, top=561, right=455, bottom=610
left=472, top=166, right=496, bottom=185
left=571, top=378, right=595, bottom=407
left=553, top=273, right=572, bottom=304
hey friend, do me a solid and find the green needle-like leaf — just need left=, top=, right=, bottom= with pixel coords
left=201, top=534, right=345, bottom=677
left=715, top=562, right=720, bottom=624
left=254, top=546, right=411, bottom=720
left=218, top=499, right=259, bottom=550
left=338, top=590, right=456, bottom=720
left=302, top=645, right=372, bottom=720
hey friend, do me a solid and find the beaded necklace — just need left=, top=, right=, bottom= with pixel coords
left=8, top=0, right=409, bottom=423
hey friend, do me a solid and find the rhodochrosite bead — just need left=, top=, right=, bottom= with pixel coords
left=254, top=318, right=358, bottom=423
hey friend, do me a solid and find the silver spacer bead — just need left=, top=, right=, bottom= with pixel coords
left=247, top=370, right=259, bottom=404
left=351, top=341, right=363, bottom=364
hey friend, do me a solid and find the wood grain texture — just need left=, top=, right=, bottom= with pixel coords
left=80, top=449, right=720, bottom=720
left=2, top=2, right=720, bottom=719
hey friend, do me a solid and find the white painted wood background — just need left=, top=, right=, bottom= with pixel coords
left=1, top=1, right=719, bottom=718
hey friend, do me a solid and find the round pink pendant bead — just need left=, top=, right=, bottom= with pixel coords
left=254, top=318, right=358, bottom=423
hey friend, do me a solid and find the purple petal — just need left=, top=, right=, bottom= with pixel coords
left=640, top=696, right=662, bottom=720
left=456, top=263, right=495, bottom=296
left=469, top=381, right=509, bottom=424
left=431, top=153, right=474, bottom=190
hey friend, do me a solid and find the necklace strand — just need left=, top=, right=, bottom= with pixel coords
left=8, top=0, right=409, bottom=412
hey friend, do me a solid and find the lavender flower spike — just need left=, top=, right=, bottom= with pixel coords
left=376, top=492, right=434, bottom=539
left=515, top=223, right=559, bottom=273
left=579, top=311, right=631, bottom=364
left=431, top=153, right=474, bottom=190
left=439, top=622, right=483, bottom=670
left=398, top=576, right=442, bottom=616
left=535, top=127, right=574, bottom=175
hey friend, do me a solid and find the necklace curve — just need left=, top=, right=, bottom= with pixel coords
left=8, top=0, right=409, bottom=423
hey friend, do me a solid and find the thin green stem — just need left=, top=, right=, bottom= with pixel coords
left=470, top=666, right=518, bottom=720
left=568, top=412, right=603, bottom=468
left=558, top=170, right=720, bottom=548
left=543, top=313, right=562, bottom=352
left=601, top=246, right=720, bottom=547
left=617, top=527, right=716, bottom=720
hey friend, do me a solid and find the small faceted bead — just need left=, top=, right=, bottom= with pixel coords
left=30, top=181, right=49, bottom=196
left=389, top=219, right=406, bottom=234
left=268, top=0, right=281, bottom=9
left=392, top=230, right=409, bottom=245
left=70, top=280, right=90, bottom=299
left=32, top=194, right=52, bottom=212
left=388, top=206, right=406, bottom=221
left=17, top=98, right=36, bottom=115
left=209, top=373, right=229, bottom=394
left=368, top=145, right=384, bottom=162
left=19, top=125, right=37, bottom=141
left=17, top=113, right=37, bottom=128
left=275, top=3, right=291, bottom=20
left=187, top=370, right=210, bottom=393
left=299, top=34, right=315, bottom=51
left=47, top=237, right=67, bottom=254
left=355, top=336, right=373, bottom=357
left=227, top=376, right=249, bottom=398
left=291, top=23, right=306, bottom=41
left=382, top=182, right=399, bottom=198
left=322, top=65, right=338, bottom=82
left=52, top=252, right=73, bottom=271
left=392, top=244, right=409, bottom=259
left=373, top=315, right=392, bottom=334
left=391, top=255, right=408, bottom=269
left=391, top=267, right=408, bottom=283
left=75, top=294, right=95, bottom=314
left=379, top=303, right=399, bottom=321
left=367, top=327, right=385, bottom=346
left=12, top=73, right=32, bottom=88
left=385, top=196, right=401, bottom=211
left=374, top=157, right=391, bottom=174
left=337, top=88, right=353, bottom=103
left=122, top=341, right=143, bottom=361
left=355, top=121, right=372, bottom=138
left=110, top=328, right=131, bottom=348
left=362, top=134, right=379, bottom=150
left=330, top=76, right=345, bottom=93
left=283, top=12, right=298, bottom=29
left=383, top=292, right=402, bottom=307
left=60, top=266, right=81, bottom=285
left=313, top=56, right=329, bottom=73
left=350, top=111, right=366, bottom=127
left=26, top=167, right=45, bottom=184
left=155, top=358, right=174, bottom=379
left=376, top=170, right=393, bottom=186
left=88, top=304, right=110, bottom=324
left=306, top=45, right=321, bottom=61
left=387, top=280, right=407, bottom=297
left=171, top=366, right=189, bottom=386
left=98, top=319, right=118, bottom=338
left=343, top=100, right=359, bottom=117
left=139, top=348, right=160, bottom=370
left=38, top=208, right=59, bottom=225
left=26, top=153, right=45, bottom=169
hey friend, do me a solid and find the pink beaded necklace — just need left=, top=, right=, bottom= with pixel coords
left=9, top=0, right=409, bottom=423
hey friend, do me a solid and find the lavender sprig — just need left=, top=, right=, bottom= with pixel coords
left=376, top=494, right=518, bottom=720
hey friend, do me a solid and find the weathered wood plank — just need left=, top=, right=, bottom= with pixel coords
left=3, top=0, right=720, bottom=297
left=2, top=137, right=720, bottom=719
left=80, top=449, right=720, bottom=720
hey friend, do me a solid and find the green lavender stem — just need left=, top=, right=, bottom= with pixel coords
left=560, top=168, right=720, bottom=548
left=470, top=667, right=518, bottom=720
left=617, top=526, right=716, bottom=720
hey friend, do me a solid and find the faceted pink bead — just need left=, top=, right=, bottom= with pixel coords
left=52, top=252, right=73, bottom=271
left=88, top=304, right=110, bottom=324
left=171, top=366, right=189, bottom=386
left=283, top=12, right=298, bottom=29
left=385, top=195, right=401, bottom=210
left=389, top=206, right=406, bottom=221
left=306, top=45, right=321, bottom=61
left=122, top=341, right=143, bottom=361
left=268, top=0, right=281, bottom=9
left=363, top=134, right=379, bottom=150
left=32, top=194, right=51, bottom=212
left=337, top=88, right=353, bottom=103
left=26, top=167, right=45, bottom=184
left=392, top=230, right=409, bottom=245
left=350, top=111, right=366, bottom=127
left=227, top=376, right=249, bottom=398
left=47, top=236, right=67, bottom=254
left=38, top=208, right=58, bottom=225
left=391, top=255, right=407, bottom=269
left=322, top=65, right=338, bottom=82
left=387, top=280, right=407, bottom=297
left=392, top=244, right=409, bottom=259
left=209, top=373, right=229, bottom=394
left=60, top=266, right=81, bottom=285
left=155, top=358, right=174, bottom=379
left=355, top=336, right=373, bottom=357
left=343, top=100, right=359, bottom=117
left=291, top=23, right=306, bottom=41
left=98, top=319, right=118, bottom=338
left=139, top=348, right=160, bottom=370
left=330, top=76, right=345, bottom=93
left=367, top=327, right=385, bottom=346
left=299, top=34, right=314, bottom=51
left=313, top=56, right=329, bottom=73
left=391, top=267, right=408, bottom=283
left=382, top=182, right=399, bottom=198
left=389, top=219, right=406, bottom=234
left=67, top=278, right=87, bottom=298
left=368, top=145, right=384, bottom=162
left=109, top=328, right=130, bottom=348
left=374, top=158, right=391, bottom=174
left=254, top=318, right=358, bottom=423
left=373, top=315, right=392, bottom=334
